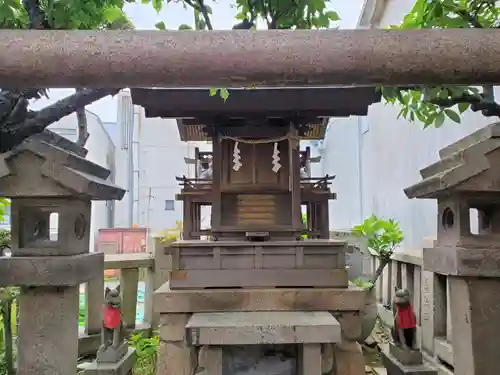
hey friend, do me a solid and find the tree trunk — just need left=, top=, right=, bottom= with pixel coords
left=367, top=258, right=389, bottom=291
left=75, top=88, right=89, bottom=147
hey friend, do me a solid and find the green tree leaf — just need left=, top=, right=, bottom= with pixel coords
left=458, top=102, right=470, bottom=113
left=435, top=111, right=446, bottom=127
left=326, top=10, right=340, bottom=21
left=152, top=0, right=163, bottom=13
left=445, top=109, right=461, bottom=123
left=155, top=21, right=166, bottom=30
left=220, top=88, right=230, bottom=102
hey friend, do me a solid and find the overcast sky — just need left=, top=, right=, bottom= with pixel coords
left=32, top=0, right=365, bottom=125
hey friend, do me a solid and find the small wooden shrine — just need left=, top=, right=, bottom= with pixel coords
left=132, top=87, right=380, bottom=289
left=132, top=87, right=380, bottom=375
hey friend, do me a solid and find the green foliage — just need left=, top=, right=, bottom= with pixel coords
left=235, top=0, right=339, bottom=29
left=382, top=0, right=500, bottom=127
left=352, top=215, right=403, bottom=261
left=129, top=332, right=159, bottom=375
left=158, top=221, right=183, bottom=243
left=301, top=212, right=308, bottom=239
left=0, top=199, right=8, bottom=226
left=0, top=230, right=10, bottom=252
left=0, top=289, right=17, bottom=375
left=351, top=278, right=374, bottom=290
left=0, top=0, right=134, bottom=30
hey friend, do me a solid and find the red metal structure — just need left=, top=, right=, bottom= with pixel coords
left=97, top=228, right=147, bottom=255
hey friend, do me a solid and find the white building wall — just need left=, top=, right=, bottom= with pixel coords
left=115, top=91, right=211, bottom=234
left=48, top=110, right=116, bottom=250
left=322, top=0, right=494, bottom=252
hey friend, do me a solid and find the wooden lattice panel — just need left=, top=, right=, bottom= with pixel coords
left=236, top=194, right=276, bottom=226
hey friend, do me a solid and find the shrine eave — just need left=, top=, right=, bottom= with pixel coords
left=130, top=87, right=381, bottom=118
left=131, top=87, right=380, bottom=141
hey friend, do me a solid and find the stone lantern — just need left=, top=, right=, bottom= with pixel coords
left=0, top=132, right=125, bottom=375
left=405, top=123, right=500, bottom=375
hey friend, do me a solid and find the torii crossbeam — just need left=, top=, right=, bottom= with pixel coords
left=1, top=29, right=499, bottom=88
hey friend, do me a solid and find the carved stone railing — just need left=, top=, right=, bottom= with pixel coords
left=369, top=250, right=454, bottom=372
left=78, top=238, right=170, bottom=356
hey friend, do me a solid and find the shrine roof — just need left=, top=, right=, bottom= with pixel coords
left=0, top=132, right=125, bottom=200
left=404, top=123, right=500, bottom=199
left=130, top=87, right=381, bottom=141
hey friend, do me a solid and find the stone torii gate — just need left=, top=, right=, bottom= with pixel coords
left=1, top=28, right=500, bottom=375
left=0, top=29, right=500, bottom=88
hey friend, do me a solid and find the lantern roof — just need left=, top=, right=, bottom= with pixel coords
left=0, top=131, right=125, bottom=200
left=405, top=123, right=500, bottom=200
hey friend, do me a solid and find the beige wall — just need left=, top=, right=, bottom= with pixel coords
left=322, top=0, right=495, bottom=253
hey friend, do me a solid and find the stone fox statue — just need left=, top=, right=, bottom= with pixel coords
left=391, top=288, right=417, bottom=350
left=100, top=285, right=126, bottom=351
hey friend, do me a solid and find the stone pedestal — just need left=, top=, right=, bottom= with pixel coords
left=17, top=286, right=80, bottom=375
left=381, top=350, right=437, bottom=375
left=448, top=277, right=500, bottom=375
left=80, top=348, right=136, bottom=375
left=97, top=342, right=129, bottom=363
left=389, top=344, right=423, bottom=366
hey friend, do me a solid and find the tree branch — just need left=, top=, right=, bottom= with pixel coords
left=197, top=0, right=213, bottom=30
left=183, top=0, right=213, bottom=30
left=0, top=89, right=119, bottom=153
left=75, top=88, right=89, bottom=146
left=22, top=0, right=48, bottom=29
left=428, top=90, right=500, bottom=117
left=441, top=3, right=484, bottom=28
left=455, top=8, right=483, bottom=28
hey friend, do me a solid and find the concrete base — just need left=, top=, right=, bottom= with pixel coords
left=81, top=348, right=136, bottom=375
left=97, top=342, right=128, bottom=363
left=381, top=350, right=437, bottom=375
left=389, top=343, right=423, bottom=365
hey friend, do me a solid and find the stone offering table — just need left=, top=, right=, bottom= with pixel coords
left=185, top=311, right=341, bottom=375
